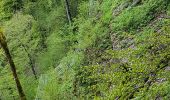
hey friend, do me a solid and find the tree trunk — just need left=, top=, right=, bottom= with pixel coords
left=28, top=55, right=37, bottom=79
left=17, top=39, right=37, bottom=79
left=0, top=32, right=26, bottom=100
left=65, top=0, right=72, bottom=24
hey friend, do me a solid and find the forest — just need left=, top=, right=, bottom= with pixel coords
left=0, top=0, right=170, bottom=100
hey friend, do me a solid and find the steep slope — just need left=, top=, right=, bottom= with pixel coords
left=0, top=0, right=170, bottom=100
left=35, top=0, right=170, bottom=100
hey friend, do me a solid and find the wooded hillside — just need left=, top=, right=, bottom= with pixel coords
left=0, top=0, right=170, bottom=100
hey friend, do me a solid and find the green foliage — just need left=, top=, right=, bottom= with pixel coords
left=0, top=0, right=170, bottom=100
left=111, top=0, right=167, bottom=32
left=0, top=12, right=41, bottom=99
left=0, top=65, right=19, bottom=99
left=0, top=0, right=22, bottom=20
left=36, top=51, right=84, bottom=100
left=4, top=12, right=41, bottom=72
left=37, top=33, right=68, bottom=71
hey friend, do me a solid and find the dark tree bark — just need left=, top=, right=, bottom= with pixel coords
left=0, top=32, right=26, bottom=100
left=65, top=0, right=72, bottom=24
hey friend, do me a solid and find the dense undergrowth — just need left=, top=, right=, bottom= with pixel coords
left=0, top=0, right=170, bottom=100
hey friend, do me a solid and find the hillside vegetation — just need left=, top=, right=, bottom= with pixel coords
left=0, top=0, right=170, bottom=100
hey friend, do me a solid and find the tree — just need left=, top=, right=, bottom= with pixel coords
left=0, top=30, right=26, bottom=100
left=17, top=39, right=37, bottom=79
left=0, top=0, right=23, bottom=20
left=4, top=13, right=41, bottom=79
left=65, top=0, right=72, bottom=24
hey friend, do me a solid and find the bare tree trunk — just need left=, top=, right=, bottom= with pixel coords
left=65, top=0, right=72, bottom=24
left=0, top=32, right=26, bottom=100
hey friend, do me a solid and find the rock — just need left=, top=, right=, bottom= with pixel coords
left=156, top=78, right=167, bottom=84
left=132, top=0, right=141, bottom=6
left=112, top=2, right=130, bottom=16
left=165, top=66, right=170, bottom=71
